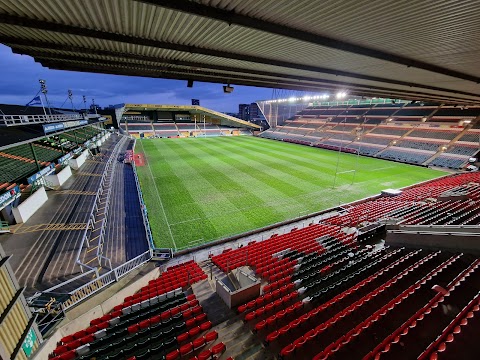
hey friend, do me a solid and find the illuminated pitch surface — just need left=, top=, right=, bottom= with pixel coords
left=136, top=136, right=445, bottom=250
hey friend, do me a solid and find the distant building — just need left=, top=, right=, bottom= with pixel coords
left=238, top=104, right=250, bottom=121
left=250, top=102, right=260, bottom=119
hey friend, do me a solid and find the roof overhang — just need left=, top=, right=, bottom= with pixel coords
left=1, top=1, right=479, bottom=104
left=124, top=104, right=260, bottom=129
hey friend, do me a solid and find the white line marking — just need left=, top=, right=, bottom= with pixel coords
left=371, top=166, right=396, bottom=171
left=337, top=170, right=356, bottom=174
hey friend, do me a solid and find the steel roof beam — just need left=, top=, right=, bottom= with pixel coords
left=146, top=0, right=480, bottom=84
left=12, top=44, right=478, bottom=102
left=0, top=15, right=473, bottom=99
left=38, top=57, right=472, bottom=104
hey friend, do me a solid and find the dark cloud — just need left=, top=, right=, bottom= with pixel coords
left=0, top=45, right=272, bottom=112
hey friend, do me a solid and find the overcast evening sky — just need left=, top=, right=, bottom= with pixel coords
left=0, top=44, right=274, bottom=113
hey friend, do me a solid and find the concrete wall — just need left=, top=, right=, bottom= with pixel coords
left=392, top=224, right=480, bottom=234
left=215, top=276, right=261, bottom=309
left=216, top=279, right=233, bottom=308
left=69, top=149, right=89, bottom=170
left=45, top=166, right=72, bottom=187
left=386, top=230, right=480, bottom=253
left=12, top=187, right=48, bottom=223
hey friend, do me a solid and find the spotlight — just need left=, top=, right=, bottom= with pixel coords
left=187, top=79, right=194, bottom=88
left=223, top=84, right=234, bottom=93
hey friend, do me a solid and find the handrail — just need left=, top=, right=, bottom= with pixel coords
left=75, top=136, right=122, bottom=273
left=33, top=268, right=98, bottom=294
left=113, top=250, right=151, bottom=280
left=62, top=271, right=117, bottom=311
left=94, top=137, right=123, bottom=270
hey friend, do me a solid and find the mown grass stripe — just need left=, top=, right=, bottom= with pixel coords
left=164, top=140, right=282, bottom=223
left=136, top=136, right=446, bottom=249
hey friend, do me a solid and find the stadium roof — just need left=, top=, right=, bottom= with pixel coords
left=1, top=1, right=480, bottom=104
left=121, top=103, right=261, bottom=129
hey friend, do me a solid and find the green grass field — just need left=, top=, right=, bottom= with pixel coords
left=136, top=136, right=446, bottom=250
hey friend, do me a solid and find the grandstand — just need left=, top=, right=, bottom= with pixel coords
left=260, top=100, right=480, bottom=169
left=1, top=1, right=480, bottom=360
left=116, top=104, right=260, bottom=139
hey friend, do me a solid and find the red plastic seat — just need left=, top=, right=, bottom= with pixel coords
left=54, top=345, right=68, bottom=355
left=81, top=334, right=95, bottom=345
left=166, top=349, right=180, bottom=360
left=177, top=332, right=190, bottom=343
left=211, top=342, right=226, bottom=355
left=305, top=329, right=316, bottom=341
left=161, top=311, right=172, bottom=320
left=128, top=324, right=139, bottom=334
left=59, top=350, right=76, bottom=360
left=205, top=330, right=218, bottom=342
left=237, top=304, right=247, bottom=313
left=198, top=349, right=212, bottom=360
left=183, top=309, right=193, bottom=319
left=97, top=321, right=109, bottom=330
left=188, top=327, right=201, bottom=338
left=85, top=325, right=98, bottom=334
left=276, top=309, right=286, bottom=322
left=193, top=337, right=206, bottom=349
left=244, top=312, right=256, bottom=322
left=139, top=319, right=150, bottom=329
left=171, top=307, right=181, bottom=316
left=279, top=324, right=290, bottom=336
left=293, top=336, right=306, bottom=349
left=67, top=339, right=81, bottom=350
left=180, top=342, right=194, bottom=355
left=192, top=305, right=203, bottom=315
left=60, top=334, right=75, bottom=344
left=75, top=329, right=88, bottom=339
left=200, top=321, right=212, bottom=331
left=266, top=330, right=279, bottom=343
left=185, top=318, right=196, bottom=329
left=151, top=315, right=161, bottom=324
left=254, top=320, right=267, bottom=332
left=195, top=313, right=207, bottom=324
left=280, top=344, right=295, bottom=358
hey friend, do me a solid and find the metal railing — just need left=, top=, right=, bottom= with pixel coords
left=61, top=271, right=117, bottom=311
left=30, top=249, right=152, bottom=318
left=75, top=137, right=124, bottom=273
left=0, top=113, right=83, bottom=127
left=113, top=250, right=152, bottom=280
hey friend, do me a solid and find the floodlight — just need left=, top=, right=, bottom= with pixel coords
left=223, top=85, right=234, bottom=93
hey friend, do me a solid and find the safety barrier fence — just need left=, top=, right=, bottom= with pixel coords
left=0, top=113, right=83, bottom=126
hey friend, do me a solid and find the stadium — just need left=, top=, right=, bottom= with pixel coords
left=0, top=1, right=479, bottom=360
